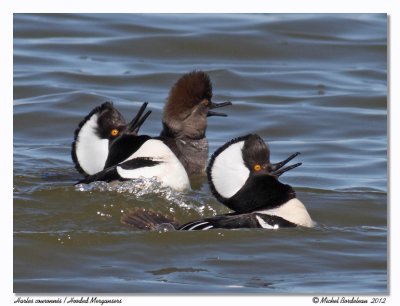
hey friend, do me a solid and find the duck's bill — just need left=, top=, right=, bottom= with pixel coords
left=207, top=101, right=232, bottom=117
left=270, top=152, right=302, bottom=177
left=125, top=102, right=152, bottom=134
left=270, top=152, right=300, bottom=172
left=273, top=162, right=302, bottom=177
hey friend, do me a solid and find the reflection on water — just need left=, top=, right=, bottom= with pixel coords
left=13, top=13, right=387, bottom=293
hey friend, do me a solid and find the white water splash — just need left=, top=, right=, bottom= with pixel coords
left=75, top=177, right=219, bottom=215
left=75, top=177, right=164, bottom=195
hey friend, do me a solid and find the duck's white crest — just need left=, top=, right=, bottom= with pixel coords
left=75, top=114, right=108, bottom=175
left=210, top=141, right=249, bottom=198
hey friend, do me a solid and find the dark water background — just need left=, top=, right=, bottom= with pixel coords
left=13, top=14, right=387, bottom=293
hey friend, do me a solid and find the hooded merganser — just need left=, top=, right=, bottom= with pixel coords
left=72, top=102, right=190, bottom=191
left=160, top=71, right=232, bottom=176
left=179, top=134, right=313, bottom=229
left=121, top=134, right=314, bottom=230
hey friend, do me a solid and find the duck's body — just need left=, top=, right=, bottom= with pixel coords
left=78, top=137, right=190, bottom=191
left=178, top=198, right=313, bottom=230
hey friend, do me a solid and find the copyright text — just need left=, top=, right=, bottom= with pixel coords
left=312, top=297, right=386, bottom=304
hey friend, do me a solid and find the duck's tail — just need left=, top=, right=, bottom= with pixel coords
left=121, top=208, right=180, bottom=231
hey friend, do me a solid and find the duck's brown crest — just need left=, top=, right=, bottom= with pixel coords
left=164, top=70, right=213, bottom=117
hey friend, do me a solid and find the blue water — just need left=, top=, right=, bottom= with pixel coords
left=13, top=13, right=387, bottom=293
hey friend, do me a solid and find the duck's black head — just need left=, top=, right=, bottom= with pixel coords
left=161, top=70, right=232, bottom=140
left=207, top=134, right=301, bottom=213
left=72, top=101, right=151, bottom=176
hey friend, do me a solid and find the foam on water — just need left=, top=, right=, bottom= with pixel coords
left=75, top=177, right=165, bottom=195
left=74, top=177, right=218, bottom=216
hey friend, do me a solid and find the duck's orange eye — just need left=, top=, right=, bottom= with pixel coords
left=203, top=99, right=209, bottom=106
left=111, top=129, right=119, bottom=136
left=254, top=164, right=262, bottom=171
